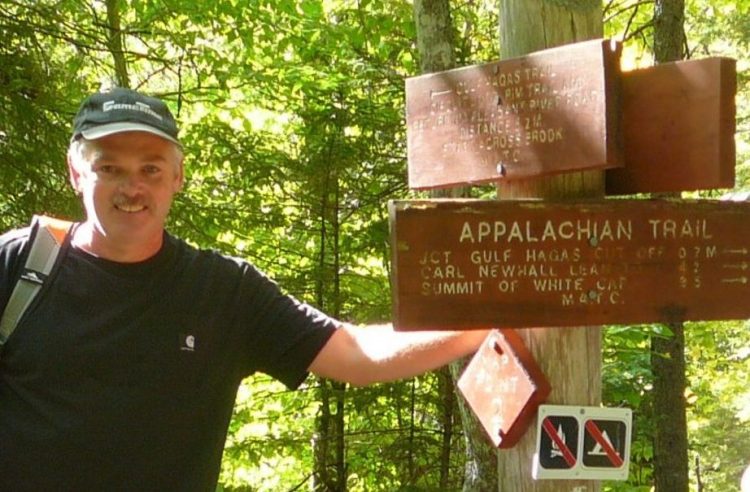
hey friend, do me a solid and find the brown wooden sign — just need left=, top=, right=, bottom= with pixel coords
left=405, top=39, right=623, bottom=188
left=457, top=329, right=550, bottom=448
left=606, top=57, right=736, bottom=195
left=390, top=199, right=750, bottom=330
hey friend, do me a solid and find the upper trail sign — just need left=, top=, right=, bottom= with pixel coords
left=390, top=199, right=750, bottom=330
left=405, top=39, right=736, bottom=194
left=405, top=39, right=623, bottom=187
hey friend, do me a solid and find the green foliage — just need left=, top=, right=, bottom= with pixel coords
left=0, top=0, right=85, bottom=227
left=602, top=325, right=657, bottom=489
left=684, top=320, right=750, bottom=491
left=604, top=320, right=750, bottom=491
left=451, top=0, right=500, bottom=65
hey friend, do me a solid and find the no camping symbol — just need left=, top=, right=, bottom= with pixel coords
left=583, top=419, right=627, bottom=468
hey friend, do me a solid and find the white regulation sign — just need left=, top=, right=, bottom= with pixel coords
left=533, top=405, right=632, bottom=481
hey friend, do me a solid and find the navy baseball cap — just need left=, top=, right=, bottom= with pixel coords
left=71, top=87, right=180, bottom=146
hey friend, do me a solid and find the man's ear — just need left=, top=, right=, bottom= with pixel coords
left=67, top=154, right=82, bottom=195
left=174, top=157, right=185, bottom=193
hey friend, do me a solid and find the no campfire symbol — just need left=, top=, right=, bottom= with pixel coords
left=539, top=415, right=578, bottom=469
left=533, top=405, right=632, bottom=481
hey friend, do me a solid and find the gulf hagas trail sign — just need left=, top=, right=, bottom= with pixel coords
left=533, top=405, right=632, bottom=481
left=389, top=199, right=750, bottom=330
left=405, top=39, right=623, bottom=187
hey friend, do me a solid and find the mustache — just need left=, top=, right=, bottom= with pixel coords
left=113, top=196, right=146, bottom=208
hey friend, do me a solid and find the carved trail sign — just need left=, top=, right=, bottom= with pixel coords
left=406, top=39, right=736, bottom=194
left=390, top=199, right=750, bottom=330
left=405, top=39, right=623, bottom=188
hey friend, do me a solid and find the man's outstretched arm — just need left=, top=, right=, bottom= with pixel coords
left=308, top=323, right=490, bottom=386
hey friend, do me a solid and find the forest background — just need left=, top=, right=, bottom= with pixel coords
left=1, top=0, right=748, bottom=491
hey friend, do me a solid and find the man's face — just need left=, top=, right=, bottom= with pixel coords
left=68, top=131, right=184, bottom=260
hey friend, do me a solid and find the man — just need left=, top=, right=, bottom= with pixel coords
left=0, top=88, right=488, bottom=490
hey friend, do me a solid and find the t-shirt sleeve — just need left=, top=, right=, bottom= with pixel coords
left=234, top=263, right=338, bottom=389
left=0, top=227, right=31, bottom=315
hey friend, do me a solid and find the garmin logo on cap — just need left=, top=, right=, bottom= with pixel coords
left=102, top=100, right=164, bottom=121
left=180, top=333, right=196, bottom=352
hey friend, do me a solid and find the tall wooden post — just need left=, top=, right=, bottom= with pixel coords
left=496, top=2, right=603, bottom=490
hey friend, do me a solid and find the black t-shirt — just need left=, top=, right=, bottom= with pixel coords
left=0, top=227, right=337, bottom=491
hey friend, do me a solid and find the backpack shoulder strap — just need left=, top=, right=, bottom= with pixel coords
left=0, top=215, right=74, bottom=348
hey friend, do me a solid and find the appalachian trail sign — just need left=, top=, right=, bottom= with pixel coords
left=389, top=198, right=750, bottom=330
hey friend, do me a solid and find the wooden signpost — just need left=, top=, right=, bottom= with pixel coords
left=395, top=36, right=740, bottom=484
left=390, top=199, right=750, bottom=330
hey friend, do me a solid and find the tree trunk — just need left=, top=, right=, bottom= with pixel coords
left=312, top=134, right=347, bottom=492
left=651, top=324, right=688, bottom=492
left=496, top=1, right=603, bottom=491
left=413, top=1, right=492, bottom=490
left=437, top=367, right=455, bottom=489
left=450, top=360, right=500, bottom=491
left=105, top=0, right=129, bottom=88
left=313, top=379, right=335, bottom=491
left=331, top=151, right=346, bottom=492
left=413, top=0, right=456, bottom=74
left=651, top=3, right=689, bottom=491
left=654, top=0, right=685, bottom=63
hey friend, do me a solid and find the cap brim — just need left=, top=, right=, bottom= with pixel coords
left=79, top=122, right=181, bottom=147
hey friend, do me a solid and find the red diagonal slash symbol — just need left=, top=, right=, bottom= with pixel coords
left=542, top=417, right=576, bottom=467
left=585, top=420, right=624, bottom=467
